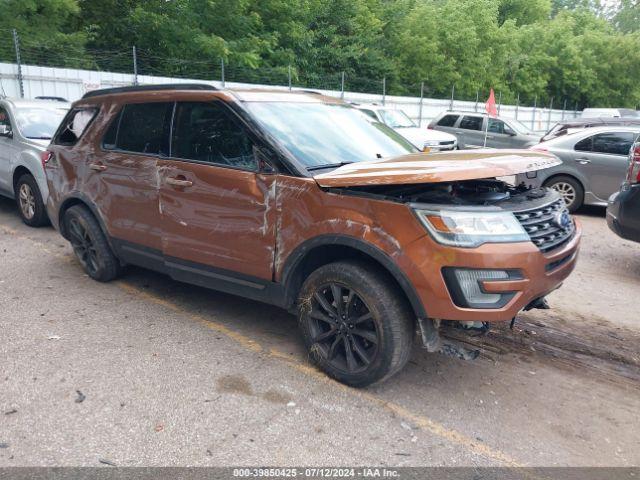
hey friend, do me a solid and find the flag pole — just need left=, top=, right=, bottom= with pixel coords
left=483, top=88, right=497, bottom=148
left=483, top=116, right=489, bottom=147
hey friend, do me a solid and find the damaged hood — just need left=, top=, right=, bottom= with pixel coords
left=313, top=149, right=561, bottom=187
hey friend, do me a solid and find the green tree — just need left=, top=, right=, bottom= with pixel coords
left=614, top=0, right=640, bottom=32
left=499, top=0, right=551, bottom=25
left=0, top=0, right=89, bottom=67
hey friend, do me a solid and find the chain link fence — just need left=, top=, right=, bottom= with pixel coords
left=0, top=28, right=580, bottom=131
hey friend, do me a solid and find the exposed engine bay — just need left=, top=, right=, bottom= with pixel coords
left=333, top=178, right=558, bottom=210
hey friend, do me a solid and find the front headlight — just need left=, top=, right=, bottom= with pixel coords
left=415, top=209, right=529, bottom=247
left=423, top=140, right=440, bottom=147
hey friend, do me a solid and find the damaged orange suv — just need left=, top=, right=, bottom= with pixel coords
left=44, top=85, right=580, bottom=386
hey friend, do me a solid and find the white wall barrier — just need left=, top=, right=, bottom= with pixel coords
left=0, top=62, right=578, bottom=132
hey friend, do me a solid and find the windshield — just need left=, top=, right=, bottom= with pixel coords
left=378, top=109, right=416, bottom=128
left=244, top=102, right=417, bottom=168
left=14, top=107, right=67, bottom=139
left=508, top=118, right=534, bottom=135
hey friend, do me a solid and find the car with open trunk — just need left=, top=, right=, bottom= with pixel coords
left=43, top=85, right=581, bottom=387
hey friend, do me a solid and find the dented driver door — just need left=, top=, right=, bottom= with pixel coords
left=157, top=101, right=277, bottom=286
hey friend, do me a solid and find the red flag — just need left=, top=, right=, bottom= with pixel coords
left=485, top=89, right=498, bottom=118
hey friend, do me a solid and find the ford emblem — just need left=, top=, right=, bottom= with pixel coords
left=554, top=211, right=571, bottom=229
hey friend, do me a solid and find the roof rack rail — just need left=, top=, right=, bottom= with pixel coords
left=82, top=83, right=218, bottom=99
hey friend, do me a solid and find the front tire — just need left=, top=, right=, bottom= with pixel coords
left=544, top=175, right=584, bottom=213
left=298, top=261, right=414, bottom=387
left=15, top=174, right=49, bottom=227
left=63, top=205, right=121, bottom=282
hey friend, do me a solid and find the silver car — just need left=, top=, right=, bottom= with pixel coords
left=0, top=97, right=69, bottom=226
left=517, top=126, right=640, bottom=212
left=428, top=111, right=541, bottom=149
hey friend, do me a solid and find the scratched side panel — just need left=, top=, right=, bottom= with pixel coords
left=274, top=176, right=427, bottom=282
left=81, top=99, right=163, bottom=250
left=158, top=160, right=277, bottom=280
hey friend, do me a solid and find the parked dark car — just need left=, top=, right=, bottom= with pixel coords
left=607, top=141, right=640, bottom=243
left=542, top=117, right=640, bottom=143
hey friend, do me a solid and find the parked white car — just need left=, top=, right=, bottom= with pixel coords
left=354, top=104, right=458, bottom=151
left=0, top=97, right=70, bottom=226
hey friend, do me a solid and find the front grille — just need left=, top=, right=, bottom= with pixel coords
left=439, top=141, right=455, bottom=145
left=514, top=199, right=575, bottom=253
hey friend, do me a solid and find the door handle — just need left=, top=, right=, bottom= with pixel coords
left=89, top=163, right=107, bottom=172
left=166, top=176, right=193, bottom=188
left=575, top=158, right=591, bottom=165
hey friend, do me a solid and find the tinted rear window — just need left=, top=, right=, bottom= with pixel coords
left=574, top=136, right=592, bottom=152
left=592, top=132, right=635, bottom=155
left=437, top=114, right=459, bottom=127
left=459, top=116, right=483, bottom=131
left=103, top=102, right=173, bottom=155
left=575, top=132, right=636, bottom=155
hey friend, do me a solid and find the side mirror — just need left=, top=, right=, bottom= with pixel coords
left=0, top=124, right=12, bottom=138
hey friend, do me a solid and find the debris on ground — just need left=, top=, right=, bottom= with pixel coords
left=75, top=390, right=86, bottom=403
left=4, top=409, right=17, bottom=415
left=98, top=458, right=116, bottom=466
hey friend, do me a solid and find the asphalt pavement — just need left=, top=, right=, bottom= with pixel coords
left=0, top=197, right=638, bottom=467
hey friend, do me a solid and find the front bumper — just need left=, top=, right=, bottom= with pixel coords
left=403, top=221, right=582, bottom=322
left=425, top=141, right=457, bottom=152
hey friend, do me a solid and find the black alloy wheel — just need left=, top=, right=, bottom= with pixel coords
left=307, top=282, right=379, bottom=374
left=67, top=216, right=100, bottom=277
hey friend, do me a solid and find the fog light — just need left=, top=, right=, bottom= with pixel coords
left=442, top=268, right=519, bottom=309
left=454, top=269, right=508, bottom=304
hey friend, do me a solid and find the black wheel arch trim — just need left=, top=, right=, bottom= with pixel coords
left=281, top=234, right=427, bottom=319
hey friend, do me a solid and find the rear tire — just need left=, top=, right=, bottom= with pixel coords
left=544, top=175, right=584, bottom=213
left=298, top=260, right=414, bottom=387
left=15, top=174, right=49, bottom=227
left=63, top=205, right=120, bottom=282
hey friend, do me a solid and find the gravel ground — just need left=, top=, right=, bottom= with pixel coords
left=0, top=197, right=638, bottom=467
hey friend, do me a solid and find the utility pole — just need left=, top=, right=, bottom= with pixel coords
left=562, top=99, right=567, bottom=120
left=221, top=58, right=225, bottom=87
left=515, top=93, right=520, bottom=120
left=132, top=46, right=138, bottom=86
left=532, top=95, right=537, bottom=130
left=474, top=90, right=479, bottom=112
left=12, top=29, right=24, bottom=98
left=340, top=71, right=345, bottom=100
left=450, top=85, right=455, bottom=110
left=547, top=97, right=554, bottom=131
left=418, top=82, right=424, bottom=127
left=497, top=91, right=502, bottom=115
left=288, top=65, right=292, bottom=91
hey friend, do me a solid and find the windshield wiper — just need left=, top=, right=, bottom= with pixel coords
left=27, top=136, right=52, bottom=140
left=306, top=161, right=355, bottom=171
